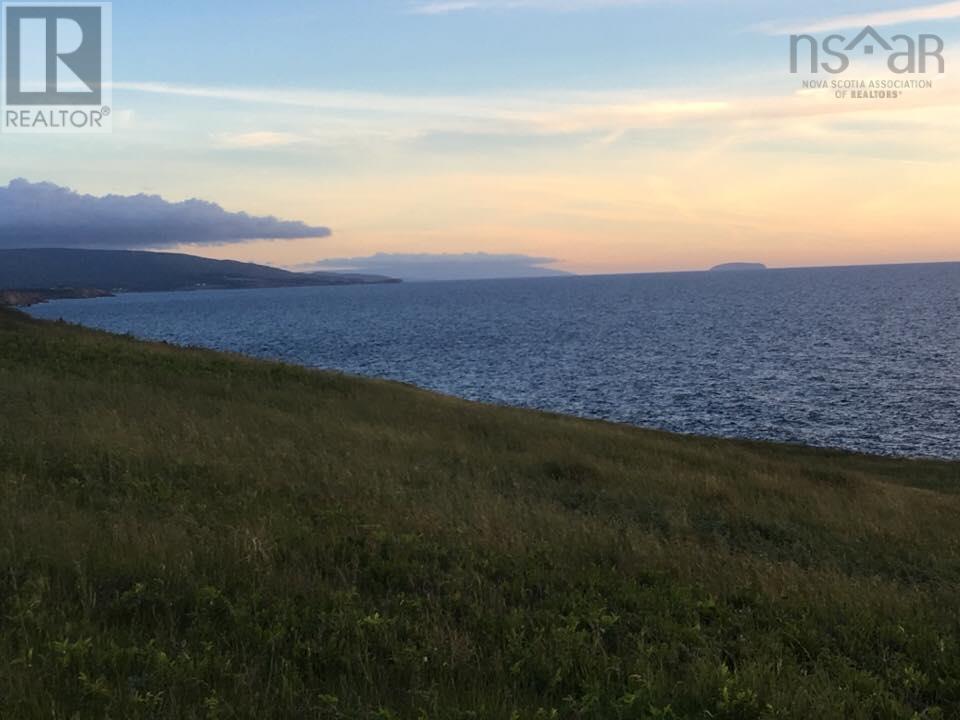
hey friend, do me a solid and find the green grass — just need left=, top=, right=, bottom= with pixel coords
left=1, top=307, right=959, bottom=719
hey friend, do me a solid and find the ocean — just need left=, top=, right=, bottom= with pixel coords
left=28, top=263, right=960, bottom=459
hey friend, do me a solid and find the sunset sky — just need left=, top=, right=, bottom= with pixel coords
left=2, top=0, right=959, bottom=274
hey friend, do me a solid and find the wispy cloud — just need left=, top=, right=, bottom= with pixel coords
left=299, top=252, right=571, bottom=280
left=408, top=0, right=655, bottom=14
left=757, top=0, right=960, bottom=35
left=118, top=81, right=733, bottom=138
left=117, top=78, right=960, bottom=152
left=212, top=131, right=302, bottom=149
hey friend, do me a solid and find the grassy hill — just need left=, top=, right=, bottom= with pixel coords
left=1, top=307, right=959, bottom=719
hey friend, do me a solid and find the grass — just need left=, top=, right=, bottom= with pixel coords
left=1, top=306, right=959, bottom=719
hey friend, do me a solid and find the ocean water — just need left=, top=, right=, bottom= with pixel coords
left=28, top=264, right=960, bottom=460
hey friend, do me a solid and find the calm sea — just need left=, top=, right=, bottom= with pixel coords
left=28, top=264, right=960, bottom=459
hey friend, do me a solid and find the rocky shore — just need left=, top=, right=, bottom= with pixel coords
left=0, top=288, right=114, bottom=307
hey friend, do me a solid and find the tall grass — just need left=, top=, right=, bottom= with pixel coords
left=1, top=307, right=958, bottom=719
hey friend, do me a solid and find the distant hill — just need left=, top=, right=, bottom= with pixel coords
left=710, top=262, right=767, bottom=272
left=0, top=248, right=399, bottom=295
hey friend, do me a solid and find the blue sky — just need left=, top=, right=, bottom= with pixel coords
left=109, top=0, right=956, bottom=91
left=120, top=1, right=763, bottom=91
left=2, top=0, right=959, bottom=272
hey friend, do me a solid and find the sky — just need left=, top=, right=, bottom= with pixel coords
left=1, top=0, right=959, bottom=274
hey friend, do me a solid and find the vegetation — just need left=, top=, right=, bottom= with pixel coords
left=0, top=248, right=397, bottom=293
left=1, top=307, right=959, bottom=719
left=0, top=288, right=114, bottom=308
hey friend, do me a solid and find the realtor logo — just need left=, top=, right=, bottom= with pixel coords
left=2, top=2, right=112, bottom=133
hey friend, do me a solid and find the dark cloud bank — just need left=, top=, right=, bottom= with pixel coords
left=0, top=179, right=331, bottom=249
left=304, top=253, right=572, bottom=282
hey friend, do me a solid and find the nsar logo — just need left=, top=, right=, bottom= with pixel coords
left=791, top=25, right=945, bottom=75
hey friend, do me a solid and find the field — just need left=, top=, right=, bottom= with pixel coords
left=1, top=307, right=958, bottom=719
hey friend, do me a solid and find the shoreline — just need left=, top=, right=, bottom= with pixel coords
left=14, top=306, right=959, bottom=466
left=3, top=304, right=959, bottom=717
left=0, top=287, right=116, bottom=307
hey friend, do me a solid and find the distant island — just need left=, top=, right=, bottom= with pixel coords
left=0, top=248, right=400, bottom=306
left=710, top=262, right=768, bottom=272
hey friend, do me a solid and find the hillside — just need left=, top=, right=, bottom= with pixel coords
left=0, top=287, right=114, bottom=307
left=1, top=307, right=959, bottom=719
left=0, top=248, right=398, bottom=295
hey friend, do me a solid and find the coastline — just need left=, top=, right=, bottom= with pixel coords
left=4, top=305, right=960, bottom=717
left=24, top=265, right=960, bottom=463
left=0, top=287, right=115, bottom=307
left=21, top=304, right=956, bottom=466
left=3, top=306, right=959, bottom=717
